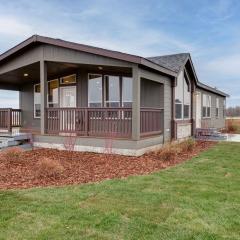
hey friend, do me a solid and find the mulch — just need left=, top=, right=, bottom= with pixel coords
left=0, top=141, right=216, bottom=189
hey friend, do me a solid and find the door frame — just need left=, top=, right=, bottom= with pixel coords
left=60, top=86, right=77, bottom=108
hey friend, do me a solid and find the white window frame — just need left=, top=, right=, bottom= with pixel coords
left=88, top=73, right=103, bottom=108
left=47, top=79, right=59, bottom=108
left=216, top=98, right=219, bottom=118
left=33, top=83, right=41, bottom=119
left=60, top=74, right=76, bottom=85
left=202, top=94, right=211, bottom=118
left=175, top=75, right=191, bottom=120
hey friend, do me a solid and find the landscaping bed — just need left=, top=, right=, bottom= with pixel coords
left=0, top=140, right=216, bottom=189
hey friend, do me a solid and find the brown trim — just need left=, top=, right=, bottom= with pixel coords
left=174, top=119, right=192, bottom=124
left=171, top=77, right=177, bottom=140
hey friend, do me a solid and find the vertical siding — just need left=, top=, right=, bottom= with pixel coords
left=20, top=83, right=40, bottom=131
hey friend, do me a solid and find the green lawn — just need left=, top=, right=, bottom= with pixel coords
left=0, top=142, right=240, bottom=240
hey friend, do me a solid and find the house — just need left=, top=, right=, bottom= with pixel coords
left=0, top=35, right=229, bottom=155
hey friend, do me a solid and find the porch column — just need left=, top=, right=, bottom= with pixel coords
left=40, top=60, right=47, bottom=135
left=132, top=65, right=141, bottom=140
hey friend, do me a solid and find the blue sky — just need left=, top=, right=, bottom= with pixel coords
left=0, top=0, right=239, bottom=107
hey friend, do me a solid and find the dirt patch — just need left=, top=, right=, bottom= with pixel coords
left=0, top=141, right=216, bottom=189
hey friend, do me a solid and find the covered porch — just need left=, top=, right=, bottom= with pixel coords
left=0, top=61, right=164, bottom=140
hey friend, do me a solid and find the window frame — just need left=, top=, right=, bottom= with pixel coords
left=174, top=74, right=191, bottom=120
left=33, top=83, right=41, bottom=119
left=47, top=79, right=59, bottom=108
left=216, top=97, right=219, bottom=118
left=202, top=94, right=211, bottom=118
left=88, top=73, right=103, bottom=108
left=60, top=74, right=76, bottom=85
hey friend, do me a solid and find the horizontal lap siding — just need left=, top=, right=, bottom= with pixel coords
left=196, top=88, right=226, bottom=128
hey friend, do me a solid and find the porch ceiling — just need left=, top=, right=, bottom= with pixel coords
left=0, top=61, right=131, bottom=90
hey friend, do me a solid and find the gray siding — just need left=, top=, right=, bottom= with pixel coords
left=195, top=88, right=226, bottom=128
left=20, top=83, right=40, bottom=130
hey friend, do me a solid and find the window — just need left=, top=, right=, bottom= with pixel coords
left=203, top=94, right=211, bottom=118
left=175, top=73, right=191, bottom=119
left=183, top=77, right=190, bottom=119
left=34, top=84, right=41, bottom=118
left=60, top=74, right=76, bottom=84
left=48, top=79, right=59, bottom=107
left=104, top=76, right=120, bottom=107
left=216, top=98, right=219, bottom=118
left=88, top=74, right=103, bottom=107
left=122, top=77, right=132, bottom=107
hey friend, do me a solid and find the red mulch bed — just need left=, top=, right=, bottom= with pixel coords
left=0, top=141, right=216, bottom=189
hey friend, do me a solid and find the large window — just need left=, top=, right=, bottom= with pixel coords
left=122, top=77, right=133, bottom=107
left=34, top=84, right=41, bottom=118
left=203, top=94, right=211, bottom=118
left=216, top=98, right=219, bottom=118
left=88, top=74, right=103, bottom=107
left=175, top=74, right=191, bottom=119
left=105, top=76, right=120, bottom=107
left=88, top=74, right=132, bottom=108
left=48, top=79, right=59, bottom=108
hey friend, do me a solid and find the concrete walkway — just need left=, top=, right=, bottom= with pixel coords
left=222, top=134, right=240, bottom=142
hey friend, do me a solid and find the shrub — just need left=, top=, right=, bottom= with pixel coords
left=158, top=144, right=178, bottom=162
left=227, top=123, right=238, bottom=133
left=36, top=157, right=64, bottom=178
left=180, top=139, right=196, bottom=153
left=0, top=147, right=24, bottom=164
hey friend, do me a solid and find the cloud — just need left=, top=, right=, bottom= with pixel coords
left=0, top=15, right=32, bottom=37
left=206, top=54, right=240, bottom=77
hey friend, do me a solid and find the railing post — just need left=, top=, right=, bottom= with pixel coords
left=132, top=65, right=141, bottom=140
left=40, top=60, right=47, bottom=135
left=85, top=108, right=88, bottom=136
left=8, top=108, right=12, bottom=132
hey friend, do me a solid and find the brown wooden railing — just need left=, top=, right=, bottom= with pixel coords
left=140, top=108, right=164, bottom=137
left=46, top=108, right=132, bottom=138
left=45, top=107, right=163, bottom=138
left=0, top=108, right=22, bottom=132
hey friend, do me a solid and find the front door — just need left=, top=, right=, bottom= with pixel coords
left=60, top=86, right=76, bottom=108
left=196, top=91, right=201, bottom=128
left=60, top=86, right=76, bottom=132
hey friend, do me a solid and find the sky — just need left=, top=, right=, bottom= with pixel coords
left=0, top=0, right=239, bottom=107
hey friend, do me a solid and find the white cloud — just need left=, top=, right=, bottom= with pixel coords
left=0, top=15, right=32, bottom=37
left=206, top=54, right=240, bottom=77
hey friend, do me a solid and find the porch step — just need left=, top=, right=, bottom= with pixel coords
left=0, top=133, right=32, bottom=150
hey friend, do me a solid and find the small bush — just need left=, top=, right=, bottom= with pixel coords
left=158, top=144, right=179, bottom=162
left=180, top=139, right=196, bottom=153
left=0, top=147, right=24, bottom=164
left=227, top=124, right=238, bottom=133
left=36, top=157, right=64, bottom=178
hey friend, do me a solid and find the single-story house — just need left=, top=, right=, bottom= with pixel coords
left=0, top=35, right=229, bottom=155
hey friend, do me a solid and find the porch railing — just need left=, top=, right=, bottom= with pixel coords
left=0, top=108, right=22, bottom=132
left=140, top=108, right=164, bottom=137
left=46, top=107, right=163, bottom=138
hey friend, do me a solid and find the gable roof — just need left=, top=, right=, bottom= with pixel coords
left=0, top=35, right=176, bottom=77
left=0, top=35, right=229, bottom=97
left=147, top=53, right=189, bottom=73
left=148, top=53, right=229, bottom=97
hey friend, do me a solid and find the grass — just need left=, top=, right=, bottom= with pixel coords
left=0, top=142, right=240, bottom=240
